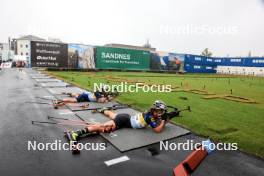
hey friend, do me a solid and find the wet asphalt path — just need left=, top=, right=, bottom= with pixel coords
left=0, top=68, right=263, bottom=176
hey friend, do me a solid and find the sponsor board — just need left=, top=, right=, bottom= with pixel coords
left=31, top=41, right=68, bottom=67
left=96, top=47, right=150, bottom=70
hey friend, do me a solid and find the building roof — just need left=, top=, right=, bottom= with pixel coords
left=105, top=43, right=156, bottom=52
left=16, top=35, right=45, bottom=41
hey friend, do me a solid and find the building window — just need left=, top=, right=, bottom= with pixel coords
left=206, top=66, right=212, bottom=69
left=21, top=52, right=23, bottom=55
left=194, top=65, right=201, bottom=69
left=25, top=44, right=28, bottom=48
left=230, top=59, right=241, bottom=62
left=26, top=52, right=28, bottom=55
left=253, top=60, right=264, bottom=63
left=194, top=57, right=201, bottom=61
left=20, top=44, right=23, bottom=48
left=207, top=59, right=212, bottom=62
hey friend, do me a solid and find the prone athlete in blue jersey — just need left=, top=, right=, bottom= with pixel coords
left=65, top=100, right=181, bottom=145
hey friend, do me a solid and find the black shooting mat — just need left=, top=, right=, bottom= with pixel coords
left=76, top=108, right=190, bottom=152
left=46, top=87, right=86, bottom=95
left=66, top=101, right=118, bottom=111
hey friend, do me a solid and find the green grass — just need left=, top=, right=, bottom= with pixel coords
left=47, top=71, right=264, bottom=158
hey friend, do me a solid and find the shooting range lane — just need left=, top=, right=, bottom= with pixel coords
left=76, top=108, right=190, bottom=152
left=30, top=73, right=49, bottom=77
left=46, top=87, right=85, bottom=95
left=76, top=110, right=111, bottom=124
left=0, top=69, right=263, bottom=176
left=34, top=78, right=62, bottom=82
left=66, top=101, right=118, bottom=111
left=31, top=76, right=52, bottom=79
left=29, top=73, right=46, bottom=76
left=30, top=72, right=52, bottom=79
left=39, top=82, right=70, bottom=87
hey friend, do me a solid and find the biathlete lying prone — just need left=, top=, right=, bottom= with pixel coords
left=65, top=100, right=183, bottom=148
left=53, top=91, right=114, bottom=106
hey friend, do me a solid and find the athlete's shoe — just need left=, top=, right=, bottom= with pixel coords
left=64, top=131, right=79, bottom=142
left=52, top=99, right=64, bottom=105
left=52, top=100, right=64, bottom=109
left=64, top=131, right=80, bottom=154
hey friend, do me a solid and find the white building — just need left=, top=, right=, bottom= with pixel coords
left=217, top=66, right=264, bottom=77
left=0, top=43, right=14, bottom=61
left=15, top=35, right=45, bottom=66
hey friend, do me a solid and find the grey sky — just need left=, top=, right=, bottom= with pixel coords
left=0, top=0, right=263, bottom=57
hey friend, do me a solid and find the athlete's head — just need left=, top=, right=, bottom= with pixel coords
left=94, top=91, right=104, bottom=100
left=151, top=100, right=167, bottom=117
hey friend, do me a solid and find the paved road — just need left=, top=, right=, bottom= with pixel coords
left=0, top=68, right=263, bottom=176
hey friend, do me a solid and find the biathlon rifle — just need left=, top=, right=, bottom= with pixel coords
left=162, top=106, right=191, bottom=120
